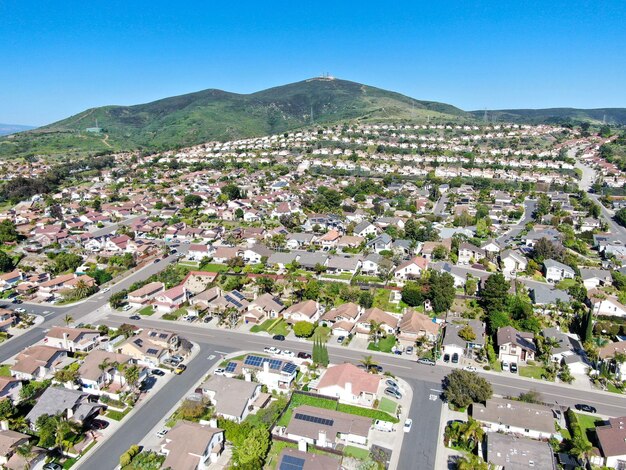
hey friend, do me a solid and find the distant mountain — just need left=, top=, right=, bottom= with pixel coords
left=0, top=123, right=35, bottom=136
left=469, top=108, right=626, bottom=125
left=0, top=78, right=468, bottom=158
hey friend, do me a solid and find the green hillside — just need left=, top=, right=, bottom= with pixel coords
left=0, top=78, right=468, bottom=159
left=470, top=107, right=626, bottom=125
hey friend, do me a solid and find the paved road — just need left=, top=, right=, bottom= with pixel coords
left=93, top=316, right=626, bottom=469
left=77, top=342, right=236, bottom=470
left=0, top=250, right=186, bottom=363
left=433, top=193, right=448, bottom=216
left=88, top=215, right=146, bottom=238
left=496, top=199, right=536, bottom=244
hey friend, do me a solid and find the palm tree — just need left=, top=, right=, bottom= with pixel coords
left=73, top=279, right=92, bottom=299
left=455, top=454, right=489, bottom=470
left=460, top=418, right=484, bottom=451
left=570, top=436, right=593, bottom=462
left=54, top=416, right=81, bottom=454
left=63, top=314, right=73, bottom=326
left=368, top=320, right=384, bottom=345
left=123, top=364, right=141, bottom=392
left=360, top=355, right=377, bottom=372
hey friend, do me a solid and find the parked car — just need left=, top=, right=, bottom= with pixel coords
left=451, top=353, right=459, bottom=364
left=174, top=364, right=187, bottom=375
left=14, top=308, right=25, bottom=313
left=510, top=363, right=518, bottom=373
left=151, top=369, right=165, bottom=376
left=384, top=387, right=402, bottom=399
left=102, top=287, right=110, bottom=293
left=443, top=354, right=450, bottom=363
left=129, top=315, right=140, bottom=320
left=43, top=464, right=62, bottom=470
left=11, top=298, right=22, bottom=304
left=171, top=355, right=185, bottom=363
left=405, top=346, right=414, bottom=355
left=385, top=379, right=400, bottom=389
left=90, top=419, right=109, bottom=430
left=369, top=364, right=383, bottom=374
left=214, top=368, right=225, bottom=376
left=502, top=361, right=510, bottom=372
left=203, top=316, right=213, bottom=323
left=297, top=352, right=312, bottom=360
left=417, top=357, right=436, bottom=366
left=575, top=404, right=597, bottom=413
left=154, top=258, right=161, bottom=263
left=463, top=365, right=477, bottom=372
left=272, top=335, right=285, bottom=341
left=393, top=349, right=402, bottom=355
left=281, top=350, right=295, bottom=358
left=156, top=429, right=169, bottom=438
left=337, top=336, right=345, bottom=344
left=373, top=419, right=394, bottom=432
left=122, top=305, right=132, bottom=311
left=403, top=418, right=413, bottom=433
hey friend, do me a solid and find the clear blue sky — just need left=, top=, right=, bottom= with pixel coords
left=1, top=0, right=624, bottom=126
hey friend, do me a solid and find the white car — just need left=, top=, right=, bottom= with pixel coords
left=15, top=308, right=26, bottom=313
left=463, top=366, right=477, bottom=373
left=214, top=368, right=225, bottom=376
left=403, top=419, right=413, bottom=433
left=281, top=350, right=295, bottom=358
left=264, top=347, right=278, bottom=354
left=501, top=361, right=510, bottom=372
left=102, top=287, right=110, bottom=293
left=156, top=429, right=168, bottom=438
left=122, top=305, right=132, bottom=311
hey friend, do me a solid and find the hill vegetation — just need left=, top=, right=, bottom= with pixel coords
left=0, top=78, right=468, bottom=159
left=470, top=107, right=626, bottom=126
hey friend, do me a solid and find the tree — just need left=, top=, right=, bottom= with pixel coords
left=221, top=183, right=242, bottom=200
left=255, top=276, right=275, bottom=294
left=0, top=220, right=19, bottom=243
left=401, top=281, right=425, bottom=307
left=443, top=370, right=493, bottom=408
left=89, top=269, right=112, bottom=285
left=235, top=208, right=244, bottom=219
left=616, top=208, right=626, bottom=228
left=54, top=368, right=79, bottom=384
left=63, top=314, right=73, bottom=326
left=458, top=324, right=476, bottom=342
left=15, top=440, right=35, bottom=469
left=432, top=245, right=448, bottom=261
left=184, top=194, right=203, bottom=208
left=0, top=398, right=17, bottom=421
left=0, top=251, right=14, bottom=273
left=428, top=272, right=455, bottom=313
left=123, top=364, right=141, bottom=391
left=455, top=454, right=489, bottom=470
left=179, top=398, right=209, bottom=420
left=479, top=273, right=510, bottom=316
left=358, top=291, right=374, bottom=309
left=531, top=237, right=565, bottom=263
left=118, top=323, right=135, bottom=338
left=293, top=321, right=316, bottom=338
left=360, top=355, right=378, bottom=372
left=109, top=290, right=127, bottom=309
left=303, top=280, right=322, bottom=300
left=50, top=252, right=83, bottom=274
left=368, top=321, right=384, bottom=345
left=232, top=426, right=269, bottom=467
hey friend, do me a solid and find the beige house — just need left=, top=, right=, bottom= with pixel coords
left=397, top=309, right=440, bottom=345
left=281, top=300, right=321, bottom=324
left=128, top=282, right=165, bottom=307
left=160, top=420, right=224, bottom=469
left=44, top=326, right=100, bottom=352
left=497, top=326, right=536, bottom=364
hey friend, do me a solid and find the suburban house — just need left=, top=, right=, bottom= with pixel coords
left=361, top=253, right=384, bottom=275
left=186, top=243, right=212, bottom=261
left=242, top=245, right=273, bottom=264
left=599, top=341, right=626, bottom=380
left=458, top=242, right=487, bottom=265
left=353, top=221, right=379, bottom=238
left=128, top=282, right=165, bottom=307
left=10, top=345, right=67, bottom=380
left=366, top=233, right=392, bottom=253
left=26, top=387, right=101, bottom=429
left=152, top=285, right=188, bottom=313
left=397, top=309, right=440, bottom=345
left=442, top=320, right=486, bottom=359
left=117, top=329, right=179, bottom=367
left=326, top=255, right=361, bottom=275
left=244, top=293, right=285, bottom=324
left=0, top=430, right=43, bottom=470
left=486, top=433, right=557, bottom=470
left=277, top=449, right=341, bottom=470
left=0, top=308, right=17, bottom=333
left=0, top=376, right=22, bottom=403
left=472, top=397, right=556, bottom=439
left=284, top=405, right=371, bottom=447
left=393, top=257, right=429, bottom=282
left=44, top=326, right=100, bottom=352
left=281, top=300, right=321, bottom=324
left=0, top=270, right=23, bottom=290
left=580, top=268, right=613, bottom=290
left=285, top=233, right=315, bottom=250
left=352, top=308, right=399, bottom=338
left=222, top=354, right=298, bottom=392
left=500, top=249, right=528, bottom=275
left=321, top=302, right=362, bottom=335
left=497, top=326, right=536, bottom=364
left=595, top=416, right=626, bottom=469
left=199, top=376, right=263, bottom=423
left=590, top=293, right=626, bottom=318
left=543, top=259, right=575, bottom=283
left=182, top=271, right=219, bottom=294
left=314, top=363, right=381, bottom=407
left=529, top=285, right=572, bottom=308
left=541, top=327, right=586, bottom=368
left=78, top=350, right=147, bottom=398
left=160, top=420, right=225, bottom=469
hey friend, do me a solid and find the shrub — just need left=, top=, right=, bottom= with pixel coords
left=293, top=321, right=315, bottom=338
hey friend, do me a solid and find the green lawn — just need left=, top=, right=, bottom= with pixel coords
left=573, top=412, right=600, bottom=446
left=372, top=288, right=403, bottom=313
left=367, top=335, right=397, bottom=353
left=250, top=318, right=277, bottom=333
left=377, top=397, right=397, bottom=414
left=106, top=408, right=131, bottom=421
left=556, top=278, right=577, bottom=290
left=162, top=307, right=187, bottom=321
left=137, top=306, right=154, bottom=316
left=0, top=364, right=11, bottom=377
left=607, top=382, right=623, bottom=394
left=344, top=445, right=370, bottom=460
left=519, top=364, right=549, bottom=380
left=250, top=318, right=290, bottom=336
left=308, top=325, right=331, bottom=343
left=197, top=263, right=230, bottom=272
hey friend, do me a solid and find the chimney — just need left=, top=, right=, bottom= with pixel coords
left=318, top=430, right=327, bottom=447
left=0, top=420, right=8, bottom=431
left=244, top=372, right=252, bottom=382
left=345, top=381, right=352, bottom=397
left=298, top=439, right=307, bottom=452
left=209, top=418, right=218, bottom=428
left=263, top=361, right=270, bottom=374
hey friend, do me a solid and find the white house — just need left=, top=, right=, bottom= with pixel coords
left=543, top=259, right=575, bottom=283
left=314, top=363, right=381, bottom=407
left=473, top=397, right=556, bottom=440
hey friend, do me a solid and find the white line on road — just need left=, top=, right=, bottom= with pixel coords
left=332, top=353, right=412, bottom=370
left=430, top=389, right=443, bottom=393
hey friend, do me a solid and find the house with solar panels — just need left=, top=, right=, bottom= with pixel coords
left=222, top=354, right=298, bottom=392
left=283, top=404, right=370, bottom=448
left=277, top=448, right=341, bottom=470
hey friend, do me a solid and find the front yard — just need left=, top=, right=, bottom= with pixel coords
left=137, top=306, right=155, bottom=316
left=519, top=364, right=551, bottom=380
left=367, top=335, right=397, bottom=353
left=250, top=318, right=290, bottom=337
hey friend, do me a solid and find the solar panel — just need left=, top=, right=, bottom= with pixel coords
left=225, top=362, right=237, bottom=373
left=225, top=295, right=243, bottom=309
left=282, top=363, right=297, bottom=374
left=149, top=332, right=157, bottom=337
left=244, top=355, right=265, bottom=367
left=294, top=413, right=334, bottom=427
left=268, top=359, right=282, bottom=370
left=159, top=333, right=169, bottom=339
left=280, top=455, right=305, bottom=470
left=147, top=348, right=158, bottom=355
left=231, top=290, right=246, bottom=301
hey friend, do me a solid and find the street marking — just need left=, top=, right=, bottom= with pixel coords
left=430, top=389, right=443, bottom=393
left=214, top=351, right=229, bottom=355
left=429, top=394, right=438, bottom=401
left=207, top=355, right=215, bottom=360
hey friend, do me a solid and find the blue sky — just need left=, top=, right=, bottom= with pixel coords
left=1, top=0, right=624, bottom=126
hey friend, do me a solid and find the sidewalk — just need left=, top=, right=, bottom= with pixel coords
left=433, top=404, right=467, bottom=470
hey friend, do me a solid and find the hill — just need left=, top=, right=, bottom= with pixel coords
left=0, top=123, right=35, bottom=136
left=470, top=108, right=626, bottom=125
left=0, top=78, right=468, bottom=159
